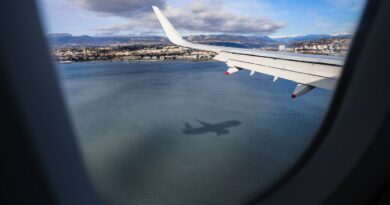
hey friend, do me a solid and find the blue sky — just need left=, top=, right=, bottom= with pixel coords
left=37, top=0, right=366, bottom=37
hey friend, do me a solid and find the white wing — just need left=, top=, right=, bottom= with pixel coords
left=152, top=6, right=344, bottom=98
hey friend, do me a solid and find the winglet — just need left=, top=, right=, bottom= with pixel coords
left=152, top=6, right=222, bottom=52
left=152, top=6, right=186, bottom=46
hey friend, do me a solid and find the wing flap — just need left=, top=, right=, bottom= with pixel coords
left=215, top=52, right=341, bottom=78
left=217, top=52, right=340, bottom=90
left=227, top=59, right=337, bottom=90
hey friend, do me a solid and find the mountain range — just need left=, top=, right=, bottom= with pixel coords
left=48, top=33, right=352, bottom=48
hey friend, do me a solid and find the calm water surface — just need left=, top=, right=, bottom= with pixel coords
left=58, top=61, right=332, bottom=205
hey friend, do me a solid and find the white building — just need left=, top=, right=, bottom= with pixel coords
left=278, top=45, right=286, bottom=51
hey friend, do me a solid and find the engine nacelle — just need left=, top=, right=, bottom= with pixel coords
left=225, top=67, right=242, bottom=75
left=291, top=84, right=315, bottom=98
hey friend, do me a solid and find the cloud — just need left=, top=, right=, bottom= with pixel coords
left=97, top=13, right=161, bottom=35
left=75, top=0, right=166, bottom=17
left=95, top=1, right=285, bottom=35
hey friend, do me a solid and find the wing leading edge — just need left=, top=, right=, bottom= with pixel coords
left=152, top=6, right=344, bottom=98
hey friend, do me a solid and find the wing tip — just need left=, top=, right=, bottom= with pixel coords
left=151, top=5, right=220, bottom=52
left=152, top=5, right=159, bottom=11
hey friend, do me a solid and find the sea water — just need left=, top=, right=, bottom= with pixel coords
left=57, top=61, right=332, bottom=205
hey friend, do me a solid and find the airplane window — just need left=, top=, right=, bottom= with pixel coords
left=36, top=0, right=366, bottom=204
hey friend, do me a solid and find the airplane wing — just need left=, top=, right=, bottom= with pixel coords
left=152, top=6, right=344, bottom=98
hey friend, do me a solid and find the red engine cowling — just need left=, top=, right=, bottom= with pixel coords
left=225, top=67, right=242, bottom=75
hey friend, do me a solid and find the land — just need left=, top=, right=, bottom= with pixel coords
left=51, top=45, right=216, bottom=63
left=49, top=33, right=352, bottom=63
left=261, top=36, right=352, bottom=55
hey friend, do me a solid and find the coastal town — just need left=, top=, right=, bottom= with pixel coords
left=262, top=37, right=352, bottom=55
left=50, top=35, right=351, bottom=63
left=51, top=45, right=216, bottom=63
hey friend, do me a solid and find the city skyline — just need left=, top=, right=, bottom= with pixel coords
left=37, top=0, right=366, bottom=37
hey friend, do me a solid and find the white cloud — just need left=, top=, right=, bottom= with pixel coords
left=95, top=1, right=285, bottom=35
left=75, top=0, right=167, bottom=17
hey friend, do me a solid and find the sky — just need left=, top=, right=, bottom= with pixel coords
left=36, top=0, right=366, bottom=37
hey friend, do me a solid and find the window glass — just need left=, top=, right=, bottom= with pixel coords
left=36, top=0, right=366, bottom=204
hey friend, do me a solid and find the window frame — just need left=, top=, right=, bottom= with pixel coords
left=0, top=0, right=389, bottom=205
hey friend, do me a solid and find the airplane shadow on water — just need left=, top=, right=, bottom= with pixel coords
left=182, top=120, right=242, bottom=136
